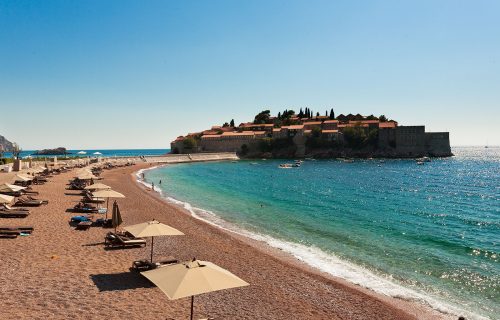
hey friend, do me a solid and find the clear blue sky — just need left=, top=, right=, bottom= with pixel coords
left=1, top=0, right=499, bottom=149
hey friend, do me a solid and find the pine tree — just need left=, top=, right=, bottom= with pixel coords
left=299, top=108, right=304, bottom=118
left=230, top=119, right=235, bottom=127
left=316, top=111, right=320, bottom=117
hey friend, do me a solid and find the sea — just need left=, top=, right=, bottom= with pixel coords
left=141, top=146, right=499, bottom=320
left=2, top=149, right=169, bottom=159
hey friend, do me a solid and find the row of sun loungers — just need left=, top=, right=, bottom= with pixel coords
left=0, top=226, right=33, bottom=238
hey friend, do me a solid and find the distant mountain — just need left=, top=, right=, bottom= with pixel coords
left=0, top=134, right=14, bottom=153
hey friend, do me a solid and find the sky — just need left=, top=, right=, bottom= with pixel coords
left=1, top=0, right=499, bottom=149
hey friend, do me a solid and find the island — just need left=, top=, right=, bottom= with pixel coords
left=33, top=147, right=69, bottom=155
left=171, top=109, right=452, bottom=158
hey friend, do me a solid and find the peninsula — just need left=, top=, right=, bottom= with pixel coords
left=171, top=109, right=452, bottom=158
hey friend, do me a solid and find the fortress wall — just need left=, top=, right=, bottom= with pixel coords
left=425, top=132, right=452, bottom=157
left=395, top=126, right=426, bottom=157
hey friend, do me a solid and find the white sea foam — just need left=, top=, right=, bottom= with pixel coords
left=135, top=167, right=487, bottom=320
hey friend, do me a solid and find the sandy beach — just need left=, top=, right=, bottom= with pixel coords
left=0, top=163, right=451, bottom=320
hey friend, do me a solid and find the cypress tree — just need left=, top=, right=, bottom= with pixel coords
left=329, top=108, right=335, bottom=120
left=230, top=119, right=235, bottom=127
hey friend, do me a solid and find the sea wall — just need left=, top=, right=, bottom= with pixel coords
left=143, top=152, right=239, bottom=163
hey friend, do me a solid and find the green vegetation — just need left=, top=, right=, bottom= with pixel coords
left=183, top=137, right=197, bottom=149
left=343, top=125, right=378, bottom=149
left=258, top=137, right=295, bottom=153
left=254, top=110, right=271, bottom=124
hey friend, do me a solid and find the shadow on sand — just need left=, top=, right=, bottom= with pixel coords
left=90, top=272, right=154, bottom=291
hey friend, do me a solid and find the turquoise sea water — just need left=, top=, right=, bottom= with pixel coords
left=144, top=147, right=499, bottom=319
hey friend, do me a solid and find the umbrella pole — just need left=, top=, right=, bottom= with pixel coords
left=190, top=296, right=194, bottom=320
left=105, top=198, right=109, bottom=220
left=150, top=236, right=154, bottom=263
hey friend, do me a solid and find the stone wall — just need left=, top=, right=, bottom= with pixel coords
left=425, top=132, right=452, bottom=157
left=395, top=126, right=426, bottom=157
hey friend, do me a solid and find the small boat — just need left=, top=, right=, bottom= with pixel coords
left=416, top=157, right=430, bottom=163
left=343, top=159, right=354, bottom=163
left=250, top=162, right=258, bottom=165
left=416, top=161, right=425, bottom=165
left=279, top=163, right=300, bottom=168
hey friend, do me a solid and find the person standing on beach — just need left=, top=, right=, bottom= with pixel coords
left=151, top=182, right=154, bottom=191
left=159, top=179, right=162, bottom=185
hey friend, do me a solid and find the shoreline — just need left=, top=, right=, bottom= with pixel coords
left=134, top=163, right=457, bottom=320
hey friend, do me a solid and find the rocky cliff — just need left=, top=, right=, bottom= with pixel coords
left=0, top=135, right=14, bottom=152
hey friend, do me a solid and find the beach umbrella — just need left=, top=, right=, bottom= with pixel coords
left=84, top=183, right=111, bottom=191
left=124, top=220, right=184, bottom=262
left=15, top=174, right=33, bottom=182
left=0, top=183, right=26, bottom=193
left=111, top=201, right=123, bottom=232
left=77, top=173, right=98, bottom=180
left=92, top=189, right=125, bottom=219
left=0, top=194, right=14, bottom=204
left=141, top=259, right=249, bottom=320
left=77, top=151, right=87, bottom=155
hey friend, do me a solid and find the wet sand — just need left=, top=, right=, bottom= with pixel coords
left=0, top=164, right=450, bottom=319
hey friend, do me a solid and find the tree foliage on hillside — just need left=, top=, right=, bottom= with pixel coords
left=254, top=110, right=271, bottom=124
left=343, top=126, right=379, bottom=149
left=183, top=137, right=197, bottom=149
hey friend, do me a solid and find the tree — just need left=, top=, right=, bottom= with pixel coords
left=254, top=110, right=271, bottom=124
left=329, top=108, right=335, bottom=120
left=183, top=137, right=197, bottom=149
left=298, top=108, right=304, bottom=118
left=222, top=122, right=229, bottom=127
left=379, top=115, right=388, bottom=122
left=230, top=119, right=235, bottom=127
left=343, top=125, right=366, bottom=149
left=366, top=114, right=378, bottom=120
left=316, top=111, right=320, bottom=117
left=325, top=110, right=328, bottom=116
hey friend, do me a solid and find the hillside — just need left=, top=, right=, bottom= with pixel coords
left=0, top=134, right=13, bottom=152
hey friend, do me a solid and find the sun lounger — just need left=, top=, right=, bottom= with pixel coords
left=75, top=221, right=93, bottom=230
left=14, top=198, right=45, bottom=207
left=0, top=211, right=29, bottom=218
left=82, top=194, right=105, bottom=204
left=0, top=233, right=17, bottom=239
left=104, top=232, right=146, bottom=248
left=131, top=256, right=178, bottom=272
left=0, top=226, right=34, bottom=232
left=0, top=205, right=31, bottom=215
left=72, top=203, right=98, bottom=213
